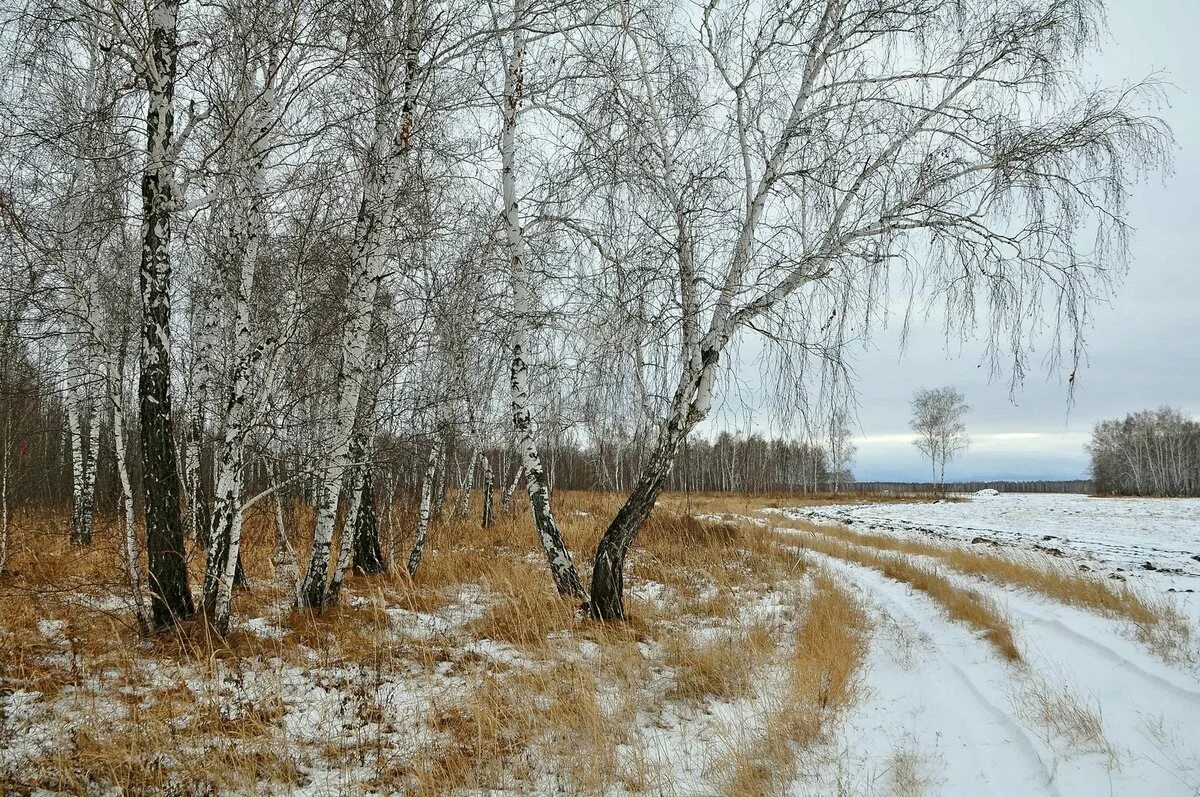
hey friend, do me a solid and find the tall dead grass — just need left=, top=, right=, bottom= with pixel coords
left=0, top=492, right=821, bottom=794
left=721, top=571, right=872, bottom=796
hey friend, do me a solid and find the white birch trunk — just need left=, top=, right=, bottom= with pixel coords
left=202, top=77, right=281, bottom=631
left=501, top=1, right=586, bottom=599
left=407, top=443, right=440, bottom=577
left=107, top=352, right=149, bottom=634
left=298, top=182, right=395, bottom=609
left=455, top=446, right=478, bottom=517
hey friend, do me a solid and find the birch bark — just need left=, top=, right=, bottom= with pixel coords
left=139, top=0, right=194, bottom=628
left=501, top=0, right=586, bottom=600
left=407, top=443, right=440, bottom=577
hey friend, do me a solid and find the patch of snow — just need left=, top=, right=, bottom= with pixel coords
left=242, top=617, right=285, bottom=640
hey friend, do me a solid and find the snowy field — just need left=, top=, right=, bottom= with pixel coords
left=769, top=492, right=1200, bottom=796
left=794, top=492, right=1200, bottom=591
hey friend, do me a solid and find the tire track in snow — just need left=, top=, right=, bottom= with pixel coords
left=1006, top=602, right=1200, bottom=703
left=804, top=551, right=1063, bottom=797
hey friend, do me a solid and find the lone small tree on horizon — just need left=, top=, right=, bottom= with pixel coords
left=911, top=388, right=971, bottom=494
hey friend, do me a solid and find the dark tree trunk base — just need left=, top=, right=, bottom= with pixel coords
left=353, top=468, right=386, bottom=575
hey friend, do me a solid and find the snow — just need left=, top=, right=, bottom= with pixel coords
left=789, top=493, right=1200, bottom=591
left=9, top=493, right=1200, bottom=795
left=770, top=493, right=1200, bottom=795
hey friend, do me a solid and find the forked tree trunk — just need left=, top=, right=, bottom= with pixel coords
left=199, top=77, right=280, bottom=632
left=298, top=195, right=390, bottom=610
left=455, top=447, right=478, bottom=517
left=480, top=454, right=494, bottom=528
left=201, top=334, right=266, bottom=625
left=327, top=440, right=368, bottom=606
left=501, top=462, right=522, bottom=514
left=139, top=0, right=193, bottom=629
left=407, top=444, right=439, bottom=577
left=501, top=3, right=587, bottom=601
left=274, top=500, right=302, bottom=602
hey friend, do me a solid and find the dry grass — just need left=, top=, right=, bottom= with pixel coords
left=410, top=662, right=649, bottom=795
left=721, top=571, right=872, bottom=797
left=664, top=624, right=776, bottom=702
left=775, top=516, right=1193, bottom=662
left=0, top=492, right=836, bottom=795
left=1017, top=674, right=1117, bottom=764
left=780, top=528, right=1021, bottom=661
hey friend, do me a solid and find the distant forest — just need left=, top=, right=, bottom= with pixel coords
left=0, top=373, right=847, bottom=511
left=1089, top=408, right=1200, bottom=497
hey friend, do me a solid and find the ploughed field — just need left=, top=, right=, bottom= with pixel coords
left=3, top=491, right=1200, bottom=795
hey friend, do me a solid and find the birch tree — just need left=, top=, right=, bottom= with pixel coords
left=497, top=0, right=587, bottom=600
left=572, top=0, right=1169, bottom=619
left=910, top=387, right=971, bottom=492
left=298, top=0, right=424, bottom=610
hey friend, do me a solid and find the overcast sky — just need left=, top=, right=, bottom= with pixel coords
left=711, top=0, right=1200, bottom=482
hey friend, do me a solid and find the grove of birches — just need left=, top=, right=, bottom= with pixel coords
left=0, top=0, right=1171, bottom=635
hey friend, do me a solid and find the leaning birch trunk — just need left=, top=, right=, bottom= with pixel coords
left=297, top=195, right=391, bottom=609
left=501, top=3, right=586, bottom=600
left=589, top=357, right=720, bottom=620
left=297, top=0, right=416, bottom=609
left=139, top=0, right=193, bottom=628
left=480, top=454, right=494, bottom=528
left=407, top=444, right=440, bottom=577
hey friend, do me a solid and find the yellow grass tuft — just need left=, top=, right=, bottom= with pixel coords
left=721, top=571, right=872, bottom=797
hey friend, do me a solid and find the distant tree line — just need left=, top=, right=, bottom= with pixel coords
left=846, top=480, right=1093, bottom=495
left=0, top=357, right=846, bottom=518
left=548, top=432, right=838, bottom=495
left=1089, top=408, right=1200, bottom=497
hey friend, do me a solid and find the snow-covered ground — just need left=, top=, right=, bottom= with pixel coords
left=7, top=493, right=1200, bottom=795
left=792, top=492, right=1200, bottom=592
left=771, top=492, right=1200, bottom=796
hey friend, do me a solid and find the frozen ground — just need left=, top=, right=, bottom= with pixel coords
left=7, top=493, right=1200, bottom=795
left=769, top=492, right=1200, bottom=796
left=791, top=492, right=1200, bottom=592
